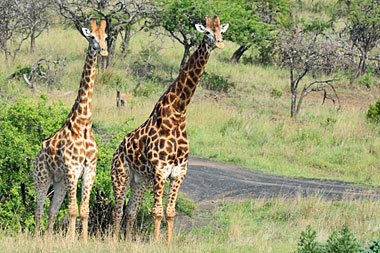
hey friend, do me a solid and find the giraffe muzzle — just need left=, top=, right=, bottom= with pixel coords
left=100, top=48, right=108, bottom=57
left=216, top=42, right=224, bottom=49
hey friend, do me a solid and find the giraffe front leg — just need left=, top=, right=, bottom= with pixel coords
left=80, top=162, right=97, bottom=243
left=152, top=173, right=165, bottom=241
left=67, top=165, right=80, bottom=240
left=166, top=172, right=186, bottom=245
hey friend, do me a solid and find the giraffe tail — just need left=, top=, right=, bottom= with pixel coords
left=20, top=173, right=33, bottom=206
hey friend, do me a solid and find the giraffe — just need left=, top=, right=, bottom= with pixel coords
left=32, top=18, right=108, bottom=242
left=111, top=15, right=229, bottom=244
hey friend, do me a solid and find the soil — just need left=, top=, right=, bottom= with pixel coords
left=174, top=156, right=380, bottom=231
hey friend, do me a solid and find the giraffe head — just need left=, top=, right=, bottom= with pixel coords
left=195, top=15, right=229, bottom=51
left=81, top=18, right=108, bottom=57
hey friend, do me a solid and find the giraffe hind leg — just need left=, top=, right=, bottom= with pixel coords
left=125, top=173, right=149, bottom=241
left=47, top=177, right=67, bottom=234
left=111, top=155, right=130, bottom=242
left=33, top=160, right=52, bottom=236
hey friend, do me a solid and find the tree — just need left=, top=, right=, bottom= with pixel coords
left=0, top=0, right=30, bottom=62
left=154, top=0, right=209, bottom=69
left=278, top=26, right=353, bottom=117
left=217, top=0, right=289, bottom=64
left=56, top=0, right=155, bottom=68
left=23, top=0, right=53, bottom=53
left=335, top=0, right=380, bottom=77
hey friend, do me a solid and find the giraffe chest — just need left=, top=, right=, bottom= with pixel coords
left=123, top=123, right=189, bottom=179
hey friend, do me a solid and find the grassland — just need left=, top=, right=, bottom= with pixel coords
left=1, top=196, right=379, bottom=252
left=1, top=13, right=380, bottom=252
left=1, top=26, right=379, bottom=186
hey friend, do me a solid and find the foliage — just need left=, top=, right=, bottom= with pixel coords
left=364, top=239, right=380, bottom=253
left=356, top=72, right=374, bottom=88
left=200, top=72, right=235, bottom=93
left=297, top=226, right=363, bottom=253
left=216, top=0, right=289, bottom=64
left=335, top=0, right=380, bottom=77
left=0, top=95, right=69, bottom=231
left=297, top=225, right=324, bottom=253
left=367, top=99, right=380, bottom=124
left=155, top=0, right=210, bottom=68
left=271, top=88, right=283, bottom=98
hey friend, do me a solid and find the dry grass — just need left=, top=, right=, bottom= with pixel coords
left=1, top=195, right=379, bottom=252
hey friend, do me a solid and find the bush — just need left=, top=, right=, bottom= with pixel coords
left=367, top=99, right=380, bottom=124
left=0, top=95, right=69, bottom=231
left=201, top=72, right=235, bottom=92
left=297, top=226, right=366, bottom=253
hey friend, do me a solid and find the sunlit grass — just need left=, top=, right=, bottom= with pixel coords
left=1, top=195, right=379, bottom=252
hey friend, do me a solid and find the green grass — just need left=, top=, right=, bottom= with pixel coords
left=1, top=196, right=379, bottom=252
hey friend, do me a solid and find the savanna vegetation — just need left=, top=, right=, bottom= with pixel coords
left=1, top=0, right=380, bottom=252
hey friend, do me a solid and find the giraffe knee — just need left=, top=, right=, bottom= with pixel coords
left=68, top=203, right=78, bottom=217
left=152, top=206, right=164, bottom=218
left=166, top=207, right=176, bottom=219
left=80, top=205, right=90, bottom=218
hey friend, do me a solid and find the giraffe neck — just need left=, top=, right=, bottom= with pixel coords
left=157, top=38, right=210, bottom=118
left=66, top=51, right=97, bottom=131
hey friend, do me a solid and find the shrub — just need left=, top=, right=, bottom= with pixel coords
left=367, top=99, right=380, bottom=124
left=297, top=226, right=364, bottom=253
left=357, top=72, right=374, bottom=88
left=201, top=72, right=235, bottom=92
left=271, top=88, right=283, bottom=98
left=0, top=95, right=69, bottom=231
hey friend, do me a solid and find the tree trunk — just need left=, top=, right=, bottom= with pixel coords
left=30, top=30, right=35, bottom=53
left=121, top=28, right=131, bottom=55
left=106, top=36, right=117, bottom=69
left=179, top=45, right=191, bottom=70
left=290, top=84, right=297, bottom=117
left=231, top=45, right=250, bottom=63
left=355, top=50, right=368, bottom=78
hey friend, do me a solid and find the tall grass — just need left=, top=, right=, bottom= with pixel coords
left=1, top=196, right=379, bottom=252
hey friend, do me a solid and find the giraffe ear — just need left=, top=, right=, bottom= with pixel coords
left=220, top=24, right=229, bottom=33
left=81, top=28, right=92, bottom=38
left=195, top=24, right=206, bottom=33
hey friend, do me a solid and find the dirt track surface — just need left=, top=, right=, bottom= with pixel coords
left=181, top=157, right=380, bottom=202
left=175, top=157, right=380, bottom=230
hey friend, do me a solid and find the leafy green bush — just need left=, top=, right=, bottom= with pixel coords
left=367, top=99, right=380, bottom=124
left=271, top=88, right=283, bottom=98
left=0, top=95, right=69, bottom=231
left=357, top=73, right=374, bottom=88
left=297, top=226, right=365, bottom=253
left=297, top=225, right=324, bottom=253
left=325, top=226, right=362, bottom=253
left=201, top=72, right=235, bottom=92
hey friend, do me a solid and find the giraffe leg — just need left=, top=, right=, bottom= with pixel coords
left=152, top=173, right=166, bottom=241
left=80, top=163, right=97, bottom=243
left=67, top=165, right=80, bottom=240
left=33, top=160, right=51, bottom=236
left=47, top=178, right=67, bottom=234
left=125, top=173, right=149, bottom=241
left=166, top=173, right=186, bottom=245
left=111, top=155, right=130, bottom=242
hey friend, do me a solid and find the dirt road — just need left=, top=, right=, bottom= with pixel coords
left=175, top=157, right=380, bottom=230
left=181, top=157, right=380, bottom=202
